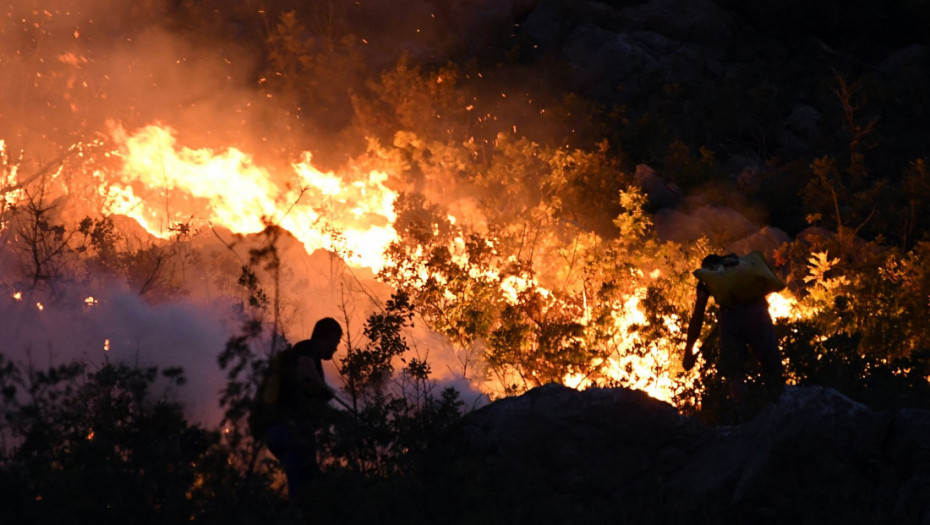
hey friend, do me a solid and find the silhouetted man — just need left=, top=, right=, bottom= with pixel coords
left=252, top=317, right=342, bottom=502
left=683, top=252, right=785, bottom=418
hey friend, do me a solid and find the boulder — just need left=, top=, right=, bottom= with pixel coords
left=461, top=383, right=706, bottom=497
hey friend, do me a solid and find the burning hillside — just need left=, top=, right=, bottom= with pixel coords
left=10, top=0, right=908, bottom=420
left=1, top=0, right=928, bottom=420
left=1, top=118, right=738, bottom=406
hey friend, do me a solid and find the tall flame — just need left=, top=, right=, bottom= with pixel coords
left=563, top=288, right=689, bottom=402
left=105, top=123, right=397, bottom=271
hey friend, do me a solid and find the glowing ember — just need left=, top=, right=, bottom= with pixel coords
left=12, top=292, right=22, bottom=301
left=103, top=339, right=110, bottom=352
left=36, top=302, right=44, bottom=311
left=84, top=296, right=97, bottom=306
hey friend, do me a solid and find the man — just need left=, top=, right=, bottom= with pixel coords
left=253, top=317, right=342, bottom=502
left=682, top=253, right=784, bottom=417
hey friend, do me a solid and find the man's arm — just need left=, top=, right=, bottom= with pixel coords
left=295, top=355, right=336, bottom=400
left=683, top=285, right=710, bottom=371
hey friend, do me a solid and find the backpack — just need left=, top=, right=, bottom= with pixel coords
left=247, top=352, right=286, bottom=439
left=694, top=251, right=785, bottom=308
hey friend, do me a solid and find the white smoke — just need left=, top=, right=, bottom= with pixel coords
left=0, top=282, right=235, bottom=426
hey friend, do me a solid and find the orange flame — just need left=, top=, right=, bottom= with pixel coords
left=562, top=288, right=693, bottom=403
left=767, top=291, right=800, bottom=320
left=105, top=123, right=398, bottom=271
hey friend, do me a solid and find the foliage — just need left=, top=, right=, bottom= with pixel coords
left=10, top=183, right=79, bottom=290
left=319, top=287, right=466, bottom=475
left=0, top=356, right=279, bottom=524
left=780, top=320, right=930, bottom=410
left=264, top=9, right=368, bottom=138
left=658, top=141, right=722, bottom=193
left=76, top=215, right=192, bottom=299
left=776, top=235, right=930, bottom=360
left=380, top=181, right=708, bottom=401
left=340, top=290, right=415, bottom=404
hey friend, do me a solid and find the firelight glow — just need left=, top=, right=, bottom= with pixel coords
left=562, top=288, right=692, bottom=402
left=767, top=291, right=800, bottom=320
left=0, top=118, right=808, bottom=407
left=102, top=122, right=795, bottom=403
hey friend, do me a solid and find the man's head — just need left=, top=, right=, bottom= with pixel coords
left=701, top=253, right=739, bottom=270
left=700, top=254, right=723, bottom=269
left=311, top=317, right=343, bottom=359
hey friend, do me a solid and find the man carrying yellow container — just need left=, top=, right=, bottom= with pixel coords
left=683, top=252, right=786, bottom=418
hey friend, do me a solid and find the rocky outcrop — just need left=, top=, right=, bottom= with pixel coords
left=518, top=0, right=772, bottom=105
left=459, top=384, right=930, bottom=523
left=509, top=0, right=928, bottom=171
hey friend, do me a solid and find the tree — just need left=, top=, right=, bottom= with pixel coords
left=13, top=183, right=78, bottom=291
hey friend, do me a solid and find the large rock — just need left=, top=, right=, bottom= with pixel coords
left=458, top=384, right=930, bottom=523
left=461, top=383, right=706, bottom=498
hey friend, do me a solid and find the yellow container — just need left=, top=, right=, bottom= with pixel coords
left=694, top=251, right=785, bottom=308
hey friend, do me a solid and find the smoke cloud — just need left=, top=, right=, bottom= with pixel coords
left=0, top=284, right=233, bottom=426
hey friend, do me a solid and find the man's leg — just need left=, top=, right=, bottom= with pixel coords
left=288, top=427, right=320, bottom=505
left=746, top=306, right=785, bottom=403
left=265, top=422, right=319, bottom=503
left=718, top=329, right=749, bottom=422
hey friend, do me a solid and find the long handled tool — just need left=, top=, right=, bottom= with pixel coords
left=332, top=394, right=355, bottom=413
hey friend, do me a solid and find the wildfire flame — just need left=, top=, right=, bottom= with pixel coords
left=563, top=288, right=689, bottom=402
left=105, top=123, right=398, bottom=271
